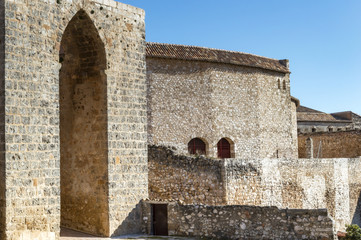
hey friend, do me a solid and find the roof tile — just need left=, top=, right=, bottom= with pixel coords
left=146, top=42, right=290, bottom=73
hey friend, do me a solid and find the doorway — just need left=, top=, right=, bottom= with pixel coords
left=152, top=204, right=168, bottom=236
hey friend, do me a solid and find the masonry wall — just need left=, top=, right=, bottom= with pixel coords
left=148, top=145, right=225, bottom=205
left=169, top=205, right=335, bottom=240
left=225, top=158, right=361, bottom=231
left=291, top=101, right=299, bottom=157
left=298, top=130, right=361, bottom=158
left=2, top=0, right=147, bottom=239
left=297, top=122, right=352, bottom=134
left=142, top=202, right=335, bottom=240
left=257, top=72, right=298, bottom=159
left=147, top=58, right=297, bottom=159
left=348, top=158, right=361, bottom=227
left=0, top=1, right=6, bottom=238
left=149, top=146, right=361, bottom=232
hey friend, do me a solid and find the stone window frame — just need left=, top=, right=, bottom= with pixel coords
left=217, top=137, right=235, bottom=159
left=187, top=138, right=208, bottom=156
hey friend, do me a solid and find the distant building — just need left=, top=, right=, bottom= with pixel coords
left=297, top=105, right=361, bottom=158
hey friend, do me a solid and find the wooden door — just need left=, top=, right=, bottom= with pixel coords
left=152, top=204, right=168, bottom=236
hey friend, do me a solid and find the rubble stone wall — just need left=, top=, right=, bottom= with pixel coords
left=148, top=145, right=225, bottom=205
left=298, top=130, right=361, bottom=158
left=225, top=157, right=361, bottom=231
left=149, top=146, right=361, bottom=232
left=0, top=1, right=5, bottom=239
left=167, top=204, right=335, bottom=240
left=147, top=58, right=297, bottom=159
left=141, top=201, right=335, bottom=240
left=1, top=0, right=147, bottom=239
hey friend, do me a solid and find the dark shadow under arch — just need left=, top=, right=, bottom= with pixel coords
left=217, top=138, right=235, bottom=159
left=188, top=138, right=207, bottom=156
left=59, top=10, right=109, bottom=237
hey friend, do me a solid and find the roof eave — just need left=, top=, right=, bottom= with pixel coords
left=146, top=55, right=291, bottom=74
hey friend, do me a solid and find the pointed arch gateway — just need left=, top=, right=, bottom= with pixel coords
left=59, top=10, right=109, bottom=236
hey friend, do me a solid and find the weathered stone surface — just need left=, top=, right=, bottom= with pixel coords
left=146, top=57, right=298, bottom=160
left=0, top=0, right=147, bottom=239
left=60, top=9, right=109, bottom=236
left=148, top=145, right=225, bottom=205
left=149, top=146, right=361, bottom=232
left=142, top=201, right=335, bottom=240
left=299, top=130, right=361, bottom=158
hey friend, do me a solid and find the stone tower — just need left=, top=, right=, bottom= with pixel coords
left=0, top=0, right=148, bottom=239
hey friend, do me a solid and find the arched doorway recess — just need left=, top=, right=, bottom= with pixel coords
left=217, top=138, right=233, bottom=159
left=59, top=10, right=109, bottom=237
left=188, top=138, right=207, bottom=156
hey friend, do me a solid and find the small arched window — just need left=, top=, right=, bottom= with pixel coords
left=217, top=138, right=231, bottom=158
left=188, top=138, right=206, bottom=155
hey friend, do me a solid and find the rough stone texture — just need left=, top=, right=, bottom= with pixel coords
left=149, top=146, right=361, bottom=232
left=142, top=201, right=335, bottom=240
left=348, top=158, right=361, bottom=228
left=306, top=137, right=314, bottom=158
left=147, top=56, right=298, bottom=159
left=60, top=9, right=109, bottom=236
left=291, top=100, right=299, bottom=156
left=225, top=158, right=357, bottom=232
left=0, top=1, right=5, bottom=239
left=148, top=145, right=225, bottom=205
left=0, top=0, right=147, bottom=239
left=298, top=130, right=361, bottom=158
left=351, top=112, right=361, bottom=128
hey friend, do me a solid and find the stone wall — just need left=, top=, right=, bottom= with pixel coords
left=148, top=145, right=225, bottom=205
left=147, top=58, right=297, bottom=159
left=298, top=130, right=361, bottom=158
left=225, top=158, right=361, bottom=231
left=142, top=202, right=335, bottom=240
left=149, top=146, right=361, bottom=232
left=291, top=100, right=299, bottom=157
left=348, top=158, right=361, bottom=228
left=352, top=113, right=361, bottom=128
left=297, top=122, right=353, bottom=134
left=1, top=0, right=147, bottom=239
left=0, top=1, right=5, bottom=239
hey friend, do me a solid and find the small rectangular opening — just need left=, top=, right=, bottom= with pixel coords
left=152, top=204, right=168, bottom=236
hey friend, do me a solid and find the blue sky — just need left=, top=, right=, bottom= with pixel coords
left=118, top=0, right=361, bottom=115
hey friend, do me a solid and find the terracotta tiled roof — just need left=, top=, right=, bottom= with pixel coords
left=297, top=106, right=324, bottom=114
left=146, top=42, right=290, bottom=73
left=297, top=106, right=352, bottom=123
left=297, top=112, right=341, bottom=122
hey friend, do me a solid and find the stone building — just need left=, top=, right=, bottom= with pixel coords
left=297, top=105, right=361, bottom=133
left=0, top=0, right=360, bottom=239
left=0, top=0, right=147, bottom=239
left=146, top=42, right=299, bottom=160
left=297, top=105, right=361, bottom=158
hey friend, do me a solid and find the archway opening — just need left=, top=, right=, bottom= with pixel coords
left=59, top=10, right=109, bottom=236
left=217, top=138, right=234, bottom=159
left=188, top=138, right=207, bottom=156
